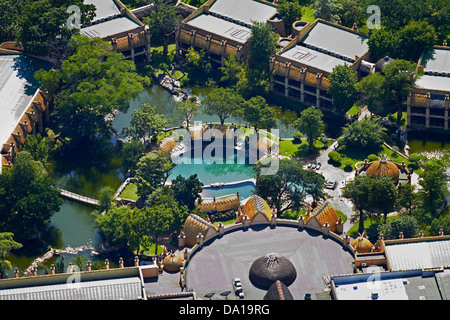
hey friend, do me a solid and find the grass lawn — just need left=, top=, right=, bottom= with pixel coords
left=346, top=104, right=360, bottom=117
left=347, top=215, right=399, bottom=237
left=301, top=5, right=316, bottom=23
left=119, top=183, right=138, bottom=201
left=279, top=138, right=328, bottom=157
left=140, top=242, right=164, bottom=256
left=212, top=218, right=236, bottom=227
left=334, top=144, right=414, bottom=172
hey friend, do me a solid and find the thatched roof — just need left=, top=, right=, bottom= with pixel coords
left=241, top=194, right=272, bottom=222
left=182, top=213, right=217, bottom=246
left=163, top=253, right=184, bottom=272
left=249, top=253, right=297, bottom=289
left=263, top=280, right=294, bottom=300
left=366, top=157, right=400, bottom=183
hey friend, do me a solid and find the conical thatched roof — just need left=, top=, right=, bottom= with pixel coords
left=263, top=280, right=294, bottom=300
left=163, top=253, right=184, bottom=272
left=366, top=157, right=400, bottom=183
left=249, top=253, right=297, bottom=289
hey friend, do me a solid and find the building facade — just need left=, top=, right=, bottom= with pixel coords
left=407, top=45, right=450, bottom=131
left=269, top=19, right=371, bottom=109
left=175, top=0, right=281, bottom=66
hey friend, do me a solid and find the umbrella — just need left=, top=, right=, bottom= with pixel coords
left=220, top=291, right=232, bottom=299
left=204, top=292, right=215, bottom=300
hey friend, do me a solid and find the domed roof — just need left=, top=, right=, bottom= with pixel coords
left=163, top=253, right=184, bottom=272
left=249, top=253, right=297, bottom=289
left=351, top=234, right=374, bottom=253
left=182, top=213, right=216, bottom=246
left=365, top=157, right=400, bottom=183
left=375, top=56, right=395, bottom=73
left=264, top=280, right=294, bottom=300
left=241, top=195, right=272, bottom=222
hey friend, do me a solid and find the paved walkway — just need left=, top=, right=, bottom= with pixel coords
left=313, top=141, right=356, bottom=232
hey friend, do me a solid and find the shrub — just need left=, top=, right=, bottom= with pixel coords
left=367, top=154, right=378, bottom=162
left=343, top=159, right=353, bottom=168
left=408, top=153, right=423, bottom=163
left=328, top=151, right=342, bottom=163
left=292, top=131, right=302, bottom=144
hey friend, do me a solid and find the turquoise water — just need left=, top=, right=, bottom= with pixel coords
left=169, top=150, right=255, bottom=186
left=201, top=181, right=256, bottom=200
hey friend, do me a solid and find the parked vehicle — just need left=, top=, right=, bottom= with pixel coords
left=232, top=278, right=244, bottom=299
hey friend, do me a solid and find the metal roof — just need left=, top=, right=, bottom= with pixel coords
left=385, top=238, right=450, bottom=271
left=80, top=16, right=141, bottom=39
left=280, top=44, right=351, bottom=73
left=208, top=0, right=277, bottom=26
left=421, top=47, right=450, bottom=74
left=84, top=0, right=121, bottom=22
left=300, top=21, right=369, bottom=61
left=0, top=54, right=52, bottom=152
left=415, top=75, right=450, bottom=93
left=0, top=277, right=143, bottom=300
left=186, top=14, right=252, bottom=44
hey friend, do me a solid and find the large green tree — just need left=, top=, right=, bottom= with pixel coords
left=328, top=64, right=358, bottom=111
left=176, top=97, right=200, bottom=128
left=143, top=0, right=182, bottom=55
left=202, top=88, right=243, bottom=126
left=35, top=35, right=148, bottom=142
left=255, top=159, right=325, bottom=213
left=418, top=153, right=450, bottom=217
left=247, top=21, right=278, bottom=70
left=0, top=233, right=22, bottom=277
left=342, top=174, right=374, bottom=234
left=277, top=0, right=303, bottom=35
left=383, top=59, right=417, bottom=123
left=377, top=215, right=419, bottom=240
left=397, top=20, right=438, bottom=62
left=239, top=96, right=277, bottom=132
left=171, top=174, right=204, bottom=211
left=355, top=73, right=388, bottom=115
left=123, top=103, right=168, bottom=145
left=295, top=106, right=324, bottom=153
left=341, top=118, right=387, bottom=151
left=135, top=151, right=174, bottom=199
left=16, top=0, right=95, bottom=58
left=0, top=151, right=62, bottom=240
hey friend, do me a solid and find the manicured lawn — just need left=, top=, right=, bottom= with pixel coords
left=119, top=183, right=138, bottom=201
left=279, top=138, right=328, bottom=157
left=347, top=215, right=399, bottom=237
left=334, top=144, right=414, bottom=172
left=140, top=242, right=164, bottom=256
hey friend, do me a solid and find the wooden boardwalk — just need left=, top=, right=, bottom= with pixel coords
left=58, top=188, right=99, bottom=206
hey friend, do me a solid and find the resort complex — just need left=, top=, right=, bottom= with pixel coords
left=0, top=0, right=449, bottom=305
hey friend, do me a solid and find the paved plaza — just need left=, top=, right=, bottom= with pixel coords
left=184, top=225, right=354, bottom=300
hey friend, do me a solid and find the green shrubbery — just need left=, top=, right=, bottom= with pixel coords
left=328, top=150, right=342, bottom=164
left=292, top=131, right=303, bottom=144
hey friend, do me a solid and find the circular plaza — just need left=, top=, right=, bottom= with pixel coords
left=184, top=224, right=354, bottom=300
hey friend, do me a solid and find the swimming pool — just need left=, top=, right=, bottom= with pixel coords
left=201, top=180, right=256, bottom=200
